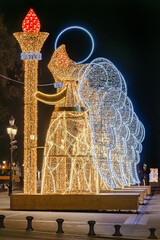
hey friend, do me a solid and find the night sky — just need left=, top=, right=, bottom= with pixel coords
left=0, top=0, right=160, bottom=169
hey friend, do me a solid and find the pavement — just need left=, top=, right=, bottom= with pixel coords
left=0, top=188, right=160, bottom=240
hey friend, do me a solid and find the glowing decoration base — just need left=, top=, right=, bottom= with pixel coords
left=100, top=188, right=146, bottom=204
left=13, top=9, right=49, bottom=194
left=10, top=193, right=140, bottom=211
left=128, top=185, right=151, bottom=195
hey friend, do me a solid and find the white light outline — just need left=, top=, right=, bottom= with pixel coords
left=54, top=26, right=95, bottom=64
left=78, top=57, right=145, bottom=188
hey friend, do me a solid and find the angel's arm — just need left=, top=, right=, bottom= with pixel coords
left=34, top=87, right=67, bottom=105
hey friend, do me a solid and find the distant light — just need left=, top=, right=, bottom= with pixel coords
left=54, top=26, right=94, bottom=64
left=149, top=168, right=158, bottom=182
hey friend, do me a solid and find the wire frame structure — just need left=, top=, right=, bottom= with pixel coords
left=13, top=8, right=49, bottom=194
left=78, top=58, right=145, bottom=189
left=40, top=45, right=99, bottom=194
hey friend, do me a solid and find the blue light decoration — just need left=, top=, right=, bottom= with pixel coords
left=54, top=26, right=94, bottom=64
left=53, top=82, right=63, bottom=88
left=21, top=52, right=42, bottom=60
left=78, top=57, right=145, bottom=188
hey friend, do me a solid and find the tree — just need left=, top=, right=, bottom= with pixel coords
left=0, top=14, right=23, bottom=165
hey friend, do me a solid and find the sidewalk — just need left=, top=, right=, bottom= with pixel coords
left=0, top=229, right=100, bottom=240
left=0, top=191, right=160, bottom=239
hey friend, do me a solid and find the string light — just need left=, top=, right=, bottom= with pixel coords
left=39, top=45, right=99, bottom=194
left=54, top=26, right=94, bottom=64
left=35, top=87, right=67, bottom=105
left=21, top=52, right=42, bottom=60
left=22, top=8, right=41, bottom=32
left=78, top=57, right=145, bottom=189
left=55, top=49, right=70, bottom=67
left=13, top=9, right=49, bottom=194
left=12, top=9, right=145, bottom=193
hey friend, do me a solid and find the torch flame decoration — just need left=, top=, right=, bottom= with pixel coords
left=22, top=8, right=41, bottom=32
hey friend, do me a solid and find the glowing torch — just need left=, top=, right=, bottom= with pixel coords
left=13, top=9, right=49, bottom=194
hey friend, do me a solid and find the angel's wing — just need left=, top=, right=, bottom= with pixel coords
left=78, top=58, right=145, bottom=189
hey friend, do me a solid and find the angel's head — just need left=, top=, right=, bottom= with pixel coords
left=48, top=44, right=83, bottom=82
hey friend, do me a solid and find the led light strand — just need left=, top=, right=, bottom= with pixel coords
left=21, top=52, right=42, bottom=60
left=14, top=9, right=49, bottom=194
left=54, top=26, right=94, bottom=64
left=40, top=45, right=99, bottom=194
left=78, top=57, right=145, bottom=189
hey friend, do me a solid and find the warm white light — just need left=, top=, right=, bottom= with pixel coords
left=7, top=127, right=12, bottom=135
left=14, top=27, right=49, bottom=194
left=9, top=117, right=15, bottom=126
left=40, top=45, right=99, bottom=194
left=12, top=127, right=17, bottom=136
left=30, top=135, right=35, bottom=140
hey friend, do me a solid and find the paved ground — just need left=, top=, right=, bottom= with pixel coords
left=0, top=189, right=160, bottom=239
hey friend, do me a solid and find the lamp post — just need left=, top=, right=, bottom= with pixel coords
left=7, top=116, right=18, bottom=196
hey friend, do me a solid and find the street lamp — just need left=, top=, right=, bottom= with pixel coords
left=7, top=116, right=18, bottom=196
left=2, top=161, right=6, bottom=165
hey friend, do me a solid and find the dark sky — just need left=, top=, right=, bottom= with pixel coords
left=0, top=0, right=160, bottom=169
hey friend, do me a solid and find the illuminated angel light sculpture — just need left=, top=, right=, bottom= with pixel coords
left=78, top=57, right=145, bottom=189
left=32, top=23, right=144, bottom=191
left=35, top=45, right=99, bottom=194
